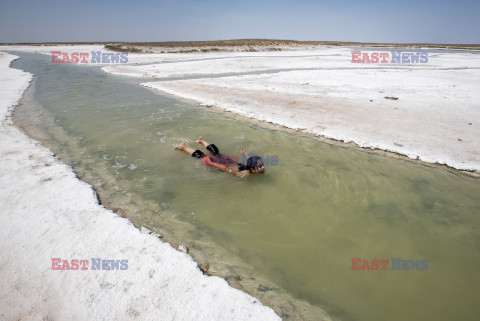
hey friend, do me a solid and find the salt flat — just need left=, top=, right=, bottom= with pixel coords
left=1, top=44, right=478, bottom=321
left=100, top=47, right=480, bottom=172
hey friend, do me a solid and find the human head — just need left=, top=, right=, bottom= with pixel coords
left=247, top=156, right=265, bottom=174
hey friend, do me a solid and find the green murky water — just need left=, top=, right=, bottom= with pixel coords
left=11, top=52, right=480, bottom=321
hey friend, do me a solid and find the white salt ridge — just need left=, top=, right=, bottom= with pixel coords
left=0, top=52, right=280, bottom=320
left=102, top=48, right=480, bottom=78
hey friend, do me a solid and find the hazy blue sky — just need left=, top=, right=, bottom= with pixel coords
left=0, top=0, right=478, bottom=43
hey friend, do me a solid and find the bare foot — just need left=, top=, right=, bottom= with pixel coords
left=195, top=136, right=204, bottom=144
left=174, top=142, right=186, bottom=150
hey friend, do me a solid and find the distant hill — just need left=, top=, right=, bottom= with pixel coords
left=2, top=39, right=479, bottom=50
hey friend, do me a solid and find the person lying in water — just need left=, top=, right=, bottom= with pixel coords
left=174, top=137, right=265, bottom=178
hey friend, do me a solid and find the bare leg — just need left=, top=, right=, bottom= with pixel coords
left=174, top=142, right=196, bottom=155
left=195, top=136, right=211, bottom=148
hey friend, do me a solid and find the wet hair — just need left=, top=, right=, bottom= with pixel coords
left=247, top=156, right=265, bottom=174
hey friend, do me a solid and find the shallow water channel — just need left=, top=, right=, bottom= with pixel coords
left=11, top=52, right=480, bottom=321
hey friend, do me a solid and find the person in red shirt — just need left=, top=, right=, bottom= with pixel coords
left=174, top=137, right=265, bottom=178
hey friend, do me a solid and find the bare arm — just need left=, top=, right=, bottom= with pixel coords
left=204, top=157, right=249, bottom=178
left=237, top=147, right=250, bottom=159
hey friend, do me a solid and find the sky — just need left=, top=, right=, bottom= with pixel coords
left=0, top=0, right=479, bottom=44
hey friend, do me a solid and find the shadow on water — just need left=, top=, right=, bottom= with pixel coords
left=10, top=51, right=480, bottom=321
